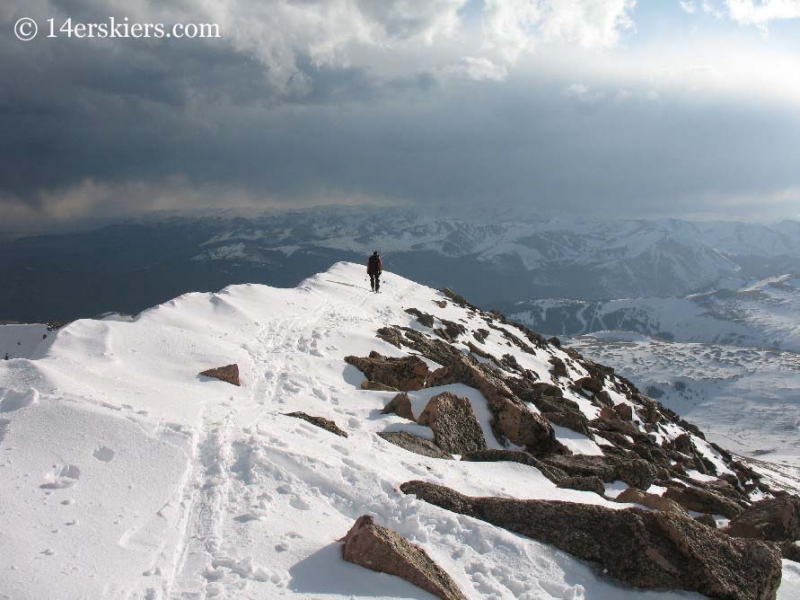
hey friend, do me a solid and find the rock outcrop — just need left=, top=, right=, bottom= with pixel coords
left=426, top=354, right=565, bottom=456
left=199, top=364, right=240, bottom=386
left=616, top=488, right=689, bottom=516
left=346, top=352, right=429, bottom=391
left=460, top=449, right=566, bottom=484
left=341, top=515, right=466, bottom=600
left=284, top=412, right=348, bottom=438
left=664, top=485, right=744, bottom=519
left=382, top=392, right=415, bottom=421
left=542, top=454, right=659, bottom=490
left=377, top=431, right=452, bottom=460
left=726, top=495, right=800, bottom=544
left=401, top=481, right=782, bottom=600
left=417, top=392, right=487, bottom=455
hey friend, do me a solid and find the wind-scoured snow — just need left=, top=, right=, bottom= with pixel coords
left=0, top=262, right=797, bottom=599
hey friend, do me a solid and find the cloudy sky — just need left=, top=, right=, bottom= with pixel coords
left=2, top=0, right=800, bottom=228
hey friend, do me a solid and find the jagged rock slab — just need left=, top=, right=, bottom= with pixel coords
left=382, top=392, right=415, bottom=421
left=557, top=476, right=606, bottom=496
left=401, top=481, right=782, bottom=600
left=427, top=353, right=565, bottom=456
left=460, top=449, right=566, bottom=484
left=542, top=454, right=661, bottom=490
left=199, top=364, right=240, bottom=386
left=664, top=485, right=744, bottom=519
left=341, top=515, right=466, bottom=600
left=417, top=392, right=486, bottom=455
left=361, top=380, right=400, bottom=392
left=616, top=488, right=689, bottom=517
left=284, top=412, right=348, bottom=438
left=346, top=352, right=429, bottom=391
left=726, top=495, right=800, bottom=542
left=377, top=431, right=452, bottom=460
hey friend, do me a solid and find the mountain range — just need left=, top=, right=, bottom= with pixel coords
left=3, top=208, right=800, bottom=322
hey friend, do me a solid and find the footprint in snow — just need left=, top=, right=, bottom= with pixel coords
left=92, top=446, right=115, bottom=462
left=0, top=389, right=39, bottom=413
left=41, top=464, right=81, bottom=489
left=290, top=497, right=311, bottom=511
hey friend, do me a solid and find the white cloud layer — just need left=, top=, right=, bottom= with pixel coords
left=725, top=0, right=800, bottom=26
left=482, top=0, right=637, bottom=61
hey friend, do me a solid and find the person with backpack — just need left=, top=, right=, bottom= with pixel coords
left=367, top=251, right=382, bottom=293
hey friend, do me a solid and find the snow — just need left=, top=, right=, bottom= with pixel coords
left=0, top=262, right=792, bottom=599
left=0, top=323, right=51, bottom=360
left=567, top=333, right=800, bottom=471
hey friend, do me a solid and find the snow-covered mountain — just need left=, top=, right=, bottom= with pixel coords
left=566, top=332, right=800, bottom=467
left=3, top=209, right=800, bottom=321
left=2, top=263, right=799, bottom=599
left=506, top=274, right=800, bottom=351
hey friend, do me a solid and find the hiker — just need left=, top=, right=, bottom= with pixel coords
left=367, top=251, right=382, bottom=292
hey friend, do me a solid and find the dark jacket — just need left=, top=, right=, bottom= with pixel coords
left=367, top=254, right=382, bottom=274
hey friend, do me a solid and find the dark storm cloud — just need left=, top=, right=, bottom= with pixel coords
left=2, top=0, right=800, bottom=226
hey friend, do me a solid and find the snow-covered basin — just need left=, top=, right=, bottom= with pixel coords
left=0, top=262, right=792, bottom=599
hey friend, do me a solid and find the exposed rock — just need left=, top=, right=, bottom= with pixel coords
left=543, top=410, right=591, bottom=437
left=549, top=357, right=568, bottom=378
left=361, top=381, right=400, bottom=392
left=599, top=406, right=616, bottom=420
left=725, top=496, right=800, bottom=542
left=664, top=486, right=744, bottom=519
left=435, top=319, right=467, bottom=342
left=376, top=326, right=404, bottom=348
left=779, top=541, right=800, bottom=563
left=465, top=341, right=495, bottom=362
left=427, top=354, right=564, bottom=456
left=442, top=288, right=470, bottom=307
left=346, top=352, right=429, bottom=391
left=543, top=455, right=658, bottom=490
left=616, top=488, right=689, bottom=517
left=377, top=432, right=452, bottom=460
left=382, top=393, right=415, bottom=421
left=404, top=308, right=435, bottom=328
left=557, top=476, right=606, bottom=496
left=670, top=433, right=695, bottom=455
left=548, top=336, right=561, bottom=348
left=614, top=403, right=634, bottom=421
left=376, top=326, right=462, bottom=367
left=401, top=481, right=782, bottom=600
left=493, top=398, right=565, bottom=456
left=417, top=392, right=487, bottom=455
left=461, top=449, right=566, bottom=484
left=284, top=412, right=348, bottom=438
left=576, top=376, right=604, bottom=394
left=432, top=300, right=447, bottom=309
left=473, top=329, right=490, bottom=344
left=341, top=515, right=466, bottom=600
left=591, top=415, right=643, bottom=439
left=199, top=364, right=240, bottom=386
left=695, top=514, right=719, bottom=529
left=506, top=379, right=564, bottom=403
left=640, top=399, right=662, bottom=424
left=594, top=390, right=614, bottom=407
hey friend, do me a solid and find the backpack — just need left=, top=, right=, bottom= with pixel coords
left=368, top=254, right=381, bottom=272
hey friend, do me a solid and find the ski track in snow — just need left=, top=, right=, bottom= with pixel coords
left=1, top=263, right=798, bottom=600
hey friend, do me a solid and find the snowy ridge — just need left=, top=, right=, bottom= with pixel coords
left=1, top=262, right=798, bottom=599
